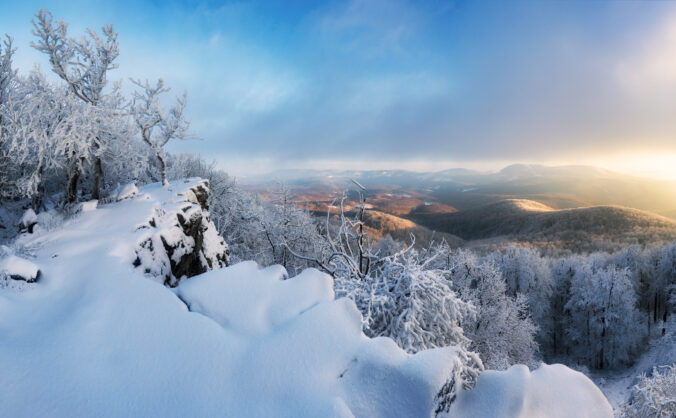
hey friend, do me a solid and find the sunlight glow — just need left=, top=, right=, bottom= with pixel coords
left=593, top=153, right=676, bottom=181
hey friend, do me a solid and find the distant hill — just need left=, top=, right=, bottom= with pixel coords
left=244, top=164, right=676, bottom=252
left=409, top=199, right=676, bottom=253
left=348, top=209, right=464, bottom=248
left=245, top=164, right=676, bottom=217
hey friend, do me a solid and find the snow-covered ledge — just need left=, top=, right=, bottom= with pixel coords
left=132, top=178, right=230, bottom=286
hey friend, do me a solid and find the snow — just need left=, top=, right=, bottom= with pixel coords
left=177, top=262, right=333, bottom=336
left=79, top=200, right=98, bottom=212
left=447, top=364, right=613, bottom=418
left=0, top=255, right=40, bottom=282
left=0, top=178, right=614, bottom=417
left=0, top=179, right=454, bottom=417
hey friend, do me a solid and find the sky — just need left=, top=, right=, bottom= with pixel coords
left=3, top=0, right=676, bottom=178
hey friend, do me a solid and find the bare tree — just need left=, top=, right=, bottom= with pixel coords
left=130, top=78, right=195, bottom=186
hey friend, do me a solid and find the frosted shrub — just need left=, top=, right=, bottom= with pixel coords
left=622, top=365, right=676, bottom=417
left=339, top=249, right=475, bottom=353
left=335, top=248, right=484, bottom=415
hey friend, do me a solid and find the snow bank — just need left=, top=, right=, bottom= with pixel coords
left=447, top=364, right=613, bottom=418
left=176, top=261, right=459, bottom=417
left=177, top=261, right=334, bottom=336
left=0, top=178, right=613, bottom=417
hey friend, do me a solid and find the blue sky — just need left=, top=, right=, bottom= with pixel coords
left=3, top=0, right=676, bottom=177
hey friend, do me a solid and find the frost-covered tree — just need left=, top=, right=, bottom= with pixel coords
left=612, top=245, right=659, bottom=335
left=565, top=264, right=642, bottom=369
left=0, top=35, right=17, bottom=198
left=131, top=78, right=195, bottom=186
left=654, top=244, right=676, bottom=334
left=258, top=183, right=326, bottom=275
left=31, top=9, right=120, bottom=200
left=0, top=35, right=15, bottom=132
left=455, top=261, right=539, bottom=370
left=1, top=71, right=68, bottom=207
left=488, top=246, right=553, bottom=342
left=549, top=256, right=580, bottom=356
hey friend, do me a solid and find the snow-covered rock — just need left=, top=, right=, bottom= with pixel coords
left=0, top=255, right=40, bottom=282
left=79, top=200, right=98, bottom=212
left=446, top=364, right=614, bottom=418
left=19, top=208, right=37, bottom=233
left=114, top=182, right=139, bottom=201
left=133, top=179, right=229, bottom=286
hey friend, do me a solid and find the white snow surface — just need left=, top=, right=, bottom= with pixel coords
left=0, top=179, right=456, bottom=417
left=0, top=178, right=614, bottom=417
left=448, top=364, right=613, bottom=418
left=79, top=199, right=98, bottom=212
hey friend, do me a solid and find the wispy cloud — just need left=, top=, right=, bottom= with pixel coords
left=316, top=0, right=425, bottom=54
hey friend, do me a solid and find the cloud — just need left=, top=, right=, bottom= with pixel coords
left=8, top=0, right=676, bottom=175
left=316, top=0, right=425, bottom=54
left=616, top=9, right=676, bottom=94
left=341, top=72, right=452, bottom=114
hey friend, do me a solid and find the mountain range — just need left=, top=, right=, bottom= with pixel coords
left=242, top=164, right=676, bottom=252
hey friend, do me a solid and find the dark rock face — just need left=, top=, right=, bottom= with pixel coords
left=0, top=255, right=41, bottom=283
left=133, top=180, right=230, bottom=287
left=9, top=270, right=41, bottom=282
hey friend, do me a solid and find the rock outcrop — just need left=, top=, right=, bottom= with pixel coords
left=133, top=179, right=230, bottom=287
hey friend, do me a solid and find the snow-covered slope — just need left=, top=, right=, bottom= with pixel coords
left=593, top=317, right=676, bottom=414
left=0, top=179, right=613, bottom=417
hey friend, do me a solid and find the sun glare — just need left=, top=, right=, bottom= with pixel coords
left=594, top=153, right=676, bottom=181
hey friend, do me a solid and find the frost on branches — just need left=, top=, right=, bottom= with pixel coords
left=565, top=265, right=642, bottom=369
left=31, top=9, right=120, bottom=201
left=287, top=192, right=484, bottom=411
left=451, top=258, right=540, bottom=370
left=622, top=365, right=676, bottom=417
left=131, top=79, right=195, bottom=187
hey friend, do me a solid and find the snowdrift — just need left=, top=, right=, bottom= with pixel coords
left=447, top=364, right=612, bottom=418
left=0, top=179, right=613, bottom=417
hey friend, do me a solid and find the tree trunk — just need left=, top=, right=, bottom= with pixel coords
left=66, top=165, right=80, bottom=204
left=158, top=152, right=168, bottom=186
left=92, top=157, right=103, bottom=200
